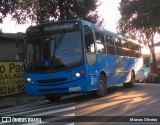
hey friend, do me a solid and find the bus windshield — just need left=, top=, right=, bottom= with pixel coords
left=25, top=31, right=83, bottom=72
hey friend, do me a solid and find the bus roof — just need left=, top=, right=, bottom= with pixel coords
left=79, top=20, right=141, bottom=45
left=27, top=19, right=141, bottom=45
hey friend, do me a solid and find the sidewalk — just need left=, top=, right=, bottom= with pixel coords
left=0, top=93, right=45, bottom=109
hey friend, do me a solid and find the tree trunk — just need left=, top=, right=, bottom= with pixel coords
left=146, top=31, right=157, bottom=74
left=149, top=45, right=157, bottom=74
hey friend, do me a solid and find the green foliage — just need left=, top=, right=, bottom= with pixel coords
left=0, top=0, right=103, bottom=25
left=118, top=0, right=160, bottom=73
left=118, top=0, right=160, bottom=39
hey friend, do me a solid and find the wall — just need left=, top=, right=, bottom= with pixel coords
left=0, top=33, right=25, bottom=96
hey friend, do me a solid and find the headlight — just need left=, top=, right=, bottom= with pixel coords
left=26, top=78, right=32, bottom=82
left=75, top=73, right=81, bottom=78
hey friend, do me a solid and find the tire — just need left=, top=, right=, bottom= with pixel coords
left=45, top=95, right=61, bottom=102
left=123, top=71, right=135, bottom=88
left=93, top=74, right=107, bottom=98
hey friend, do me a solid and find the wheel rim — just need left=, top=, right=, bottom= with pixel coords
left=99, top=79, right=105, bottom=94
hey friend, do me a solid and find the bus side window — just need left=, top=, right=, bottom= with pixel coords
left=95, top=31, right=105, bottom=54
left=85, top=27, right=95, bottom=53
left=122, top=40, right=128, bottom=48
left=110, top=37, right=115, bottom=45
left=115, top=38, right=123, bottom=56
left=105, top=36, right=110, bottom=45
left=105, top=35, right=115, bottom=55
left=115, top=47, right=123, bottom=56
left=107, top=45, right=115, bottom=55
left=115, top=38, right=122, bottom=47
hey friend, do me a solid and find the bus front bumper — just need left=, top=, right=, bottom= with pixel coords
left=25, top=79, right=88, bottom=96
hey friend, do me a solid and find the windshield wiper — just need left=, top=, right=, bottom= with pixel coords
left=55, top=33, right=65, bottom=49
left=52, top=33, right=65, bottom=58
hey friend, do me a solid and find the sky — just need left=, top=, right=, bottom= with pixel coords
left=0, top=0, right=121, bottom=33
left=0, top=15, right=30, bottom=33
left=98, top=0, right=121, bottom=32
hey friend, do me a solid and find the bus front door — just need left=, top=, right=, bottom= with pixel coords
left=85, top=26, right=99, bottom=90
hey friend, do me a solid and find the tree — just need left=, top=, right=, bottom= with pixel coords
left=118, top=0, right=160, bottom=73
left=0, top=0, right=103, bottom=25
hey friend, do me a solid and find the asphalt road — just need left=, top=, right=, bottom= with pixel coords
left=1, top=83, right=160, bottom=125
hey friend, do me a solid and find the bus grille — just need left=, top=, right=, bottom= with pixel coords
left=37, top=78, right=67, bottom=85
left=38, top=88, right=68, bottom=92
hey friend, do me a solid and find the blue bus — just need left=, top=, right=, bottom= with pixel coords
left=24, top=20, right=143, bottom=101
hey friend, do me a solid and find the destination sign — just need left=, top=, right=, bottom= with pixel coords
left=27, top=21, right=80, bottom=35
left=44, top=23, right=78, bottom=31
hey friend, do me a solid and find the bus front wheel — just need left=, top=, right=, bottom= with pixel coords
left=93, top=74, right=107, bottom=98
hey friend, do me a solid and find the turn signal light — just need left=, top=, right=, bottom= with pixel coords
left=81, top=70, right=85, bottom=74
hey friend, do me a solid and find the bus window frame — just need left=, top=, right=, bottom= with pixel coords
left=84, top=26, right=96, bottom=54
left=84, top=25, right=97, bottom=66
left=104, top=34, right=116, bottom=55
left=94, top=30, right=106, bottom=54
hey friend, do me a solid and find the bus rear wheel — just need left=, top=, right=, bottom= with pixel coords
left=93, top=74, right=107, bottom=98
left=123, top=71, right=135, bottom=88
left=45, top=95, right=61, bottom=102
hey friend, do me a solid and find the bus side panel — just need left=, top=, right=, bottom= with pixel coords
left=85, top=57, right=99, bottom=91
left=134, top=58, right=144, bottom=81
left=97, top=55, right=136, bottom=85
